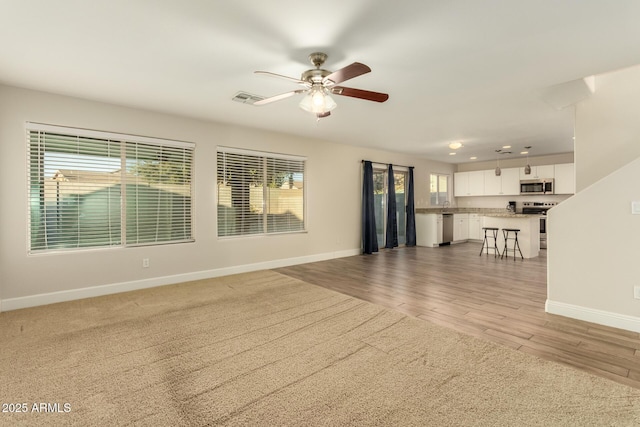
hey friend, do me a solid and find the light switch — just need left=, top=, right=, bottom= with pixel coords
left=632, top=201, right=640, bottom=215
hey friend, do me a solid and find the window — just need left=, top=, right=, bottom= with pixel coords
left=217, top=147, right=305, bottom=237
left=27, top=123, right=194, bottom=253
left=430, top=173, right=450, bottom=206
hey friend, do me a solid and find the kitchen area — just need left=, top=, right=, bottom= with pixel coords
left=416, top=158, right=574, bottom=258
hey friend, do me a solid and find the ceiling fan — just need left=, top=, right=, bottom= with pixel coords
left=253, top=52, right=389, bottom=119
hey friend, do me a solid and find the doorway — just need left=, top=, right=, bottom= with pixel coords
left=373, top=168, right=407, bottom=246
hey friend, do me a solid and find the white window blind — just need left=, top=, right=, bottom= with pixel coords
left=217, top=148, right=305, bottom=237
left=27, top=124, right=194, bottom=252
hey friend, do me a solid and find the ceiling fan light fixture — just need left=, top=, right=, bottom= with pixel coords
left=253, top=52, right=388, bottom=119
left=299, top=87, right=337, bottom=115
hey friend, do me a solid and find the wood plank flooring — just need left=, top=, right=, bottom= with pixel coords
left=275, top=243, right=640, bottom=389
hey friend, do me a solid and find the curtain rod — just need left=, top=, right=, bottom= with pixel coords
left=361, top=160, right=413, bottom=169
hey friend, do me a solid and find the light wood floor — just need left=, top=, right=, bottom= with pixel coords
left=276, top=243, right=640, bottom=389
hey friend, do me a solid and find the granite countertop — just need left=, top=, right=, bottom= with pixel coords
left=415, top=208, right=540, bottom=218
left=483, top=213, right=536, bottom=218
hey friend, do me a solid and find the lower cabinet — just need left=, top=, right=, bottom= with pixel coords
left=468, top=214, right=482, bottom=240
left=416, top=212, right=483, bottom=245
left=416, top=213, right=443, bottom=247
left=453, top=214, right=469, bottom=242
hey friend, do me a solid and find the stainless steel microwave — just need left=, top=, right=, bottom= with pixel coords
left=520, top=179, right=554, bottom=195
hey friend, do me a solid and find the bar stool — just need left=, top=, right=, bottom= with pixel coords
left=501, top=228, right=523, bottom=260
left=479, top=227, right=499, bottom=257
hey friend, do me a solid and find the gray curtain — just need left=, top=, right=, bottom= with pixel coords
left=362, top=161, right=378, bottom=254
left=406, top=167, right=416, bottom=246
left=385, top=164, right=398, bottom=249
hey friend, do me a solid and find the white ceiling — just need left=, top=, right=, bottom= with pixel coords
left=2, top=1, right=640, bottom=163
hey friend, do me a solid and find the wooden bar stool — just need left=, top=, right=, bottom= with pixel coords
left=501, top=228, right=523, bottom=260
left=479, top=227, right=499, bottom=257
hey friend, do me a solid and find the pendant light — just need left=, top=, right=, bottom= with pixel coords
left=494, top=149, right=502, bottom=176
left=524, top=146, right=532, bottom=175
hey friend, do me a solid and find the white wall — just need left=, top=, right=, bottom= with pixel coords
left=0, top=84, right=454, bottom=310
left=575, top=65, right=640, bottom=191
left=547, top=66, right=640, bottom=332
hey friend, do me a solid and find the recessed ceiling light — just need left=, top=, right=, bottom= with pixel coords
left=502, top=145, right=511, bottom=149
left=449, top=152, right=456, bottom=156
left=470, top=156, right=477, bottom=160
left=520, top=151, right=529, bottom=155
left=448, top=142, right=463, bottom=150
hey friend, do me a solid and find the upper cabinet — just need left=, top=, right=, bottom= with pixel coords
left=483, top=167, right=519, bottom=196
left=455, top=163, right=574, bottom=197
left=519, top=164, right=555, bottom=180
left=554, top=163, right=575, bottom=194
left=454, top=171, right=484, bottom=196
left=501, top=168, right=521, bottom=195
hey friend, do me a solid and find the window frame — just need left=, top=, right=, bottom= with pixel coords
left=26, top=122, right=195, bottom=254
left=430, top=173, right=451, bottom=207
left=216, top=146, right=306, bottom=238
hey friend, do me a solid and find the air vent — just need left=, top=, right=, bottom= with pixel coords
left=232, top=92, right=265, bottom=105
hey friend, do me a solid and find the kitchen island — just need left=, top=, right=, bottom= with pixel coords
left=482, top=214, right=541, bottom=258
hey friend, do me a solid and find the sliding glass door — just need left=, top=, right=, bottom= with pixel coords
left=373, top=168, right=407, bottom=246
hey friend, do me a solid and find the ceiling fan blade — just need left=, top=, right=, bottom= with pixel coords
left=253, top=89, right=306, bottom=106
left=331, top=86, right=389, bottom=103
left=323, top=62, right=371, bottom=85
left=254, top=71, right=307, bottom=86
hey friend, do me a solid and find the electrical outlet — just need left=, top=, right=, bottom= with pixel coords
left=634, top=286, right=640, bottom=300
left=142, top=258, right=150, bottom=268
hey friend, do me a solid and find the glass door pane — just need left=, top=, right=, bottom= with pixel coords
left=394, top=172, right=407, bottom=245
left=373, top=170, right=386, bottom=245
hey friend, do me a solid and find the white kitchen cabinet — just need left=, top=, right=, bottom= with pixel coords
left=520, top=164, right=555, bottom=180
left=416, top=213, right=443, bottom=247
left=453, top=172, right=468, bottom=197
left=483, top=167, right=519, bottom=196
left=454, top=171, right=484, bottom=197
left=554, top=163, right=575, bottom=194
left=468, top=214, right=482, bottom=240
left=483, top=170, right=501, bottom=195
left=501, top=167, right=520, bottom=195
left=453, top=213, right=469, bottom=241
left=468, top=171, right=484, bottom=195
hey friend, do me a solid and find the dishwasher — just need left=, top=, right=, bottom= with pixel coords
left=442, top=213, right=453, bottom=245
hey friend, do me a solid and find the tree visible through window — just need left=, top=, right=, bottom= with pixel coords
left=27, top=124, right=194, bottom=253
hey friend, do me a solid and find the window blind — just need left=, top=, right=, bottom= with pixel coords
left=217, top=148, right=305, bottom=237
left=27, top=124, right=194, bottom=253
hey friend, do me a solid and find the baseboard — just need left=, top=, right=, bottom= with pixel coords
left=0, top=248, right=361, bottom=312
left=545, top=299, right=640, bottom=333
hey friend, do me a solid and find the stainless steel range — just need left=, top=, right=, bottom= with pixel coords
left=522, top=201, right=557, bottom=249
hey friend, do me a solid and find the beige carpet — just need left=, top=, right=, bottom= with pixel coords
left=1, top=271, right=639, bottom=426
